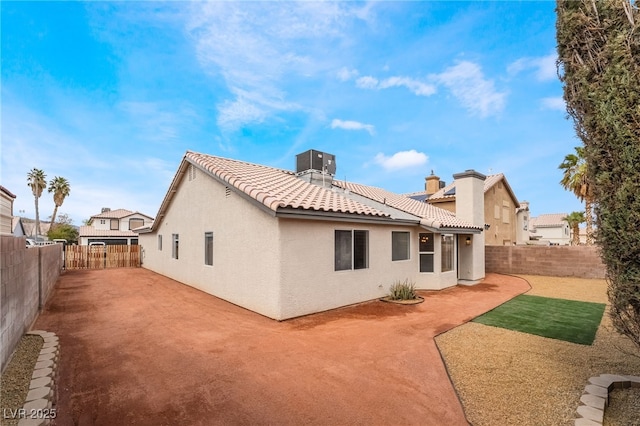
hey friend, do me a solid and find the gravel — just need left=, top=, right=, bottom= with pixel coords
left=436, top=275, right=640, bottom=426
left=0, top=335, right=44, bottom=426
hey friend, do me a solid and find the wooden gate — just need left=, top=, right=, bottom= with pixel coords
left=65, top=245, right=141, bottom=270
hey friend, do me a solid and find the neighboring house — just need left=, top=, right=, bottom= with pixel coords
left=529, top=213, right=571, bottom=245
left=406, top=172, right=528, bottom=246
left=1, top=186, right=16, bottom=235
left=79, top=208, right=154, bottom=245
left=139, top=150, right=487, bottom=321
left=20, top=219, right=52, bottom=240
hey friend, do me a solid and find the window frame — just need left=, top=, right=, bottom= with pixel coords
left=419, top=232, right=434, bottom=273
left=391, top=231, right=410, bottom=261
left=110, top=219, right=119, bottom=230
left=334, top=229, right=369, bottom=271
left=441, top=234, right=454, bottom=273
left=129, top=218, right=144, bottom=230
left=204, top=232, right=213, bottom=266
left=172, top=234, right=179, bottom=260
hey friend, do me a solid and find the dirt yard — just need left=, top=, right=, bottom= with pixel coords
left=33, top=269, right=529, bottom=425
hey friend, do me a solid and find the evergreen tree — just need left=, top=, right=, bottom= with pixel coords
left=556, top=0, right=640, bottom=349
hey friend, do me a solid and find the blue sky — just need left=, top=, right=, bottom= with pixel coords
left=2, top=1, right=584, bottom=226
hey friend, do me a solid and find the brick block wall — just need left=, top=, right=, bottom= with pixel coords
left=485, top=245, right=605, bottom=279
left=1, top=236, right=62, bottom=372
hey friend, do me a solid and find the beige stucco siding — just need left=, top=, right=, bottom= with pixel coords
left=484, top=182, right=517, bottom=245
left=277, top=219, right=457, bottom=319
left=140, top=167, right=282, bottom=319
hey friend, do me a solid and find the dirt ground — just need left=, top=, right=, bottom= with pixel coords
left=35, top=269, right=529, bottom=426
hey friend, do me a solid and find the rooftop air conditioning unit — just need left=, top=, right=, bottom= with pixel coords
left=296, top=149, right=336, bottom=176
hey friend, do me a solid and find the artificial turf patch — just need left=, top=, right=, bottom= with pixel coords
left=472, top=294, right=606, bottom=345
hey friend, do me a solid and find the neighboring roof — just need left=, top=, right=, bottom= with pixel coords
left=421, top=173, right=520, bottom=208
left=0, top=185, right=16, bottom=199
left=12, top=217, right=25, bottom=234
left=21, top=219, right=52, bottom=236
left=78, top=226, right=140, bottom=238
left=530, top=214, right=568, bottom=229
left=91, top=209, right=154, bottom=220
left=333, top=180, right=480, bottom=230
left=148, top=151, right=482, bottom=233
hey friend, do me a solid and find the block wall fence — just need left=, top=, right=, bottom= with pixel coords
left=1, top=235, right=62, bottom=372
left=485, top=245, right=606, bottom=279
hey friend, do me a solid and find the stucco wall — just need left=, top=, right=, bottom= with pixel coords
left=1, top=236, right=62, bottom=372
left=484, top=182, right=517, bottom=246
left=139, top=166, right=282, bottom=319
left=278, top=219, right=458, bottom=319
left=428, top=183, right=518, bottom=246
left=532, top=225, right=571, bottom=245
left=485, top=245, right=605, bottom=279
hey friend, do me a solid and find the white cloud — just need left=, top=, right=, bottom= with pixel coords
left=541, top=96, right=566, bottom=111
left=356, top=76, right=379, bottom=89
left=331, top=119, right=375, bottom=135
left=374, top=150, right=428, bottom=171
left=508, top=53, right=557, bottom=81
left=186, top=2, right=371, bottom=130
left=356, top=75, right=436, bottom=96
left=432, top=61, right=506, bottom=117
left=337, top=67, right=359, bottom=82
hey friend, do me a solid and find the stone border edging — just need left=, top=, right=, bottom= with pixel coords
left=18, top=330, right=59, bottom=426
left=575, top=373, right=640, bottom=425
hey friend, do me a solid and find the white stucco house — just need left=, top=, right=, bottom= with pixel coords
left=139, top=150, right=488, bottom=321
left=528, top=213, right=571, bottom=245
left=78, top=208, right=154, bottom=245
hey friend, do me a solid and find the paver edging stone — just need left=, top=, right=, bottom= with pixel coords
left=574, top=374, right=640, bottom=425
left=18, top=330, right=60, bottom=426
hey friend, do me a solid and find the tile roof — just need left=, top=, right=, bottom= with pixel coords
left=187, top=151, right=389, bottom=217
left=91, top=209, right=153, bottom=220
left=78, top=226, right=140, bottom=237
left=333, top=180, right=480, bottom=229
left=529, top=213, right=568, bottom=229
left=150, top=151, right=482, bottom=232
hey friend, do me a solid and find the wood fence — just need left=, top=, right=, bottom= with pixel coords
left=65, top=245, right=141, bottom=270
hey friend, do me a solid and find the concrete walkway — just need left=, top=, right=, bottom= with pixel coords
left=35, top=269, right=530, bottom=426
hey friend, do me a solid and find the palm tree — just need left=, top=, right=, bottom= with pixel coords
left=48, top=176, right=70, bottom=227
left=564, top=211, right=585, bottom=246
left=559, top=146, right=594, bottom=245
left=27, top=168, right=47, bottom=239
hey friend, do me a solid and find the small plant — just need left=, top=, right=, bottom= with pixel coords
left=388, top=279, right=417, bottom=301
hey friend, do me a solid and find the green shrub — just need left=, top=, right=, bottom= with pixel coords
left=388, top=279, right=417, bottom=300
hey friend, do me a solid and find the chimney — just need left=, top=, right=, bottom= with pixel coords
left=425, top=171, right=442, bottom=195
left=101, top=207, right=111, bottom=213
left=453, top=169, right=486, bottom=284
left=295, top=149, right=336, bottom=188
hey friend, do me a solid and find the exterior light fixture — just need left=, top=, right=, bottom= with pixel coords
left=465, top=237, right=471, bottom=246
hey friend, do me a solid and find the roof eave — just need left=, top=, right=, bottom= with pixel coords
left=275, top=208, right=417, bottom=226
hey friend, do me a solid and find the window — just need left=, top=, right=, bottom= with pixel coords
left=129, top=218, right=144, bottom=230
left=204, top=232, right=213, bottom=266
left=110, top=219, right=119, bottom=230
left=100, top=219, right=106, bottom=225
left=392, top=232, right=410, bottom=261
left=158, top=235, right=162, bottom=251
left=335, top=230, right=369, bottom=271
left=419, top=233, right=434, bottom=273
left=172, top=234, right=179, bottom=259
left=441, top=235, right=454, bottom=272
